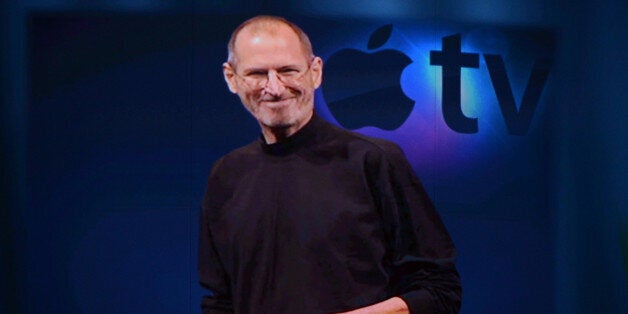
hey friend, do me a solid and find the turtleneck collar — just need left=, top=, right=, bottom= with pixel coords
left=259, top=112, right=322, bottom=156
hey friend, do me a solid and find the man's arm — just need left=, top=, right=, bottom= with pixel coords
left=365, top=142, right=462, bottom=313
left=198, top=160, right=235, bottom=314
left=198, top=202, right=234, bottom=314
left=337, top=297, right=409, bottom=314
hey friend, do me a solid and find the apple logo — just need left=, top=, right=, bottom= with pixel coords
left=322, top=25, right=413, bottom=130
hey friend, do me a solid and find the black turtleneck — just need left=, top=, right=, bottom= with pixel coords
left=199, top=114, right=461, bottom=314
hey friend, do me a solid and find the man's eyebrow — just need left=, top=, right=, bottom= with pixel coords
left=241, top=63, right=304, bottom=73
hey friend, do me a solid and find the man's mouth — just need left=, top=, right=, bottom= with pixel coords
left=260, top=97, right=295, bottom=109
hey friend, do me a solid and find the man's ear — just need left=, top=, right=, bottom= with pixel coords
left=309, top=57, right=323, bottom=89
left=223, top=62, right=238, bottom=94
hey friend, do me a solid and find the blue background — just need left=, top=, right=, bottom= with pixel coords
left=1, top=1, right=626, bottom=313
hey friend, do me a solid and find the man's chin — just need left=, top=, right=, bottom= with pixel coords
left=257, top=110, right=294, bottom=128
left=254, top=104, right=313, bottom=134
left=262, top=119, right=293, bottom=130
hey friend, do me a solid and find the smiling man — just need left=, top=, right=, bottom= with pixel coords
left=198, top=15, right=461, bottom=314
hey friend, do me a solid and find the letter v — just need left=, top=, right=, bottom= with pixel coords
left=484, top=55, right=552, bottom=135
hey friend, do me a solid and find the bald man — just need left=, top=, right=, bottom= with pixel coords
left=198, top=15, right=461, bottom=314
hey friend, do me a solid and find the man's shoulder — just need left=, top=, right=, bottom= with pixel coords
left=322, top=122, right=420, bottom=185
left=223, top=140, right=261, bottom=160
left=321, top=120, right=405, bottom=158
left=209, top=141, right=260, bottom=176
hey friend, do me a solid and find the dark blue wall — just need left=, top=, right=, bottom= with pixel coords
left=2, top=1, right=626, bottom=313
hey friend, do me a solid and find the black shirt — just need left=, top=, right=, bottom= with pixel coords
left=199, top=114, right=461, bottom=313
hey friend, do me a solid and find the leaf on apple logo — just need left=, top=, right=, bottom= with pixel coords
left=367, top=24, right=393, bottom=50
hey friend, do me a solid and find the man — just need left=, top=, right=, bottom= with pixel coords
left=199, top=15, right=461, bottom=314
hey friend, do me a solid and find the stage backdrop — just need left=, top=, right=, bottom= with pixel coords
left=1, top=1, right=626, bottom=314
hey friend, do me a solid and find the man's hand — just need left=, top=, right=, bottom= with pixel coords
left=336, top=297, right=409, bottom=314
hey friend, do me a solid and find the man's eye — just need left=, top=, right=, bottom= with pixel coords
left=280, top=69, right=299, bottom=76
left=248, top=71, right=267, bottom=77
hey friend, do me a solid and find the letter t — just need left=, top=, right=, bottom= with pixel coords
left=430, top=34, right=480, bottom=133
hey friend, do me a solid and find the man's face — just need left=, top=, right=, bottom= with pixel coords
left=223, top=24, right=322, bottom=137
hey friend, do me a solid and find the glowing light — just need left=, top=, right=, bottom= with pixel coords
left=319, top=21, right=552, bottom=195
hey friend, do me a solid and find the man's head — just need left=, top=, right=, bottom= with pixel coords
left=223, top=16, right=323, bottom=143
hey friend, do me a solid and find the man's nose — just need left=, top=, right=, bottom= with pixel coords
left=263, top=71, right=286, bottom=94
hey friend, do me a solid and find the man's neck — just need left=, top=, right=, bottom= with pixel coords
left=260, top=111, right=314, bottom=144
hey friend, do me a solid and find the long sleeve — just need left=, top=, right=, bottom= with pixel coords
left=198, top=160, right=235, bottom=314
left=366, top=143, right=462, bottom=313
